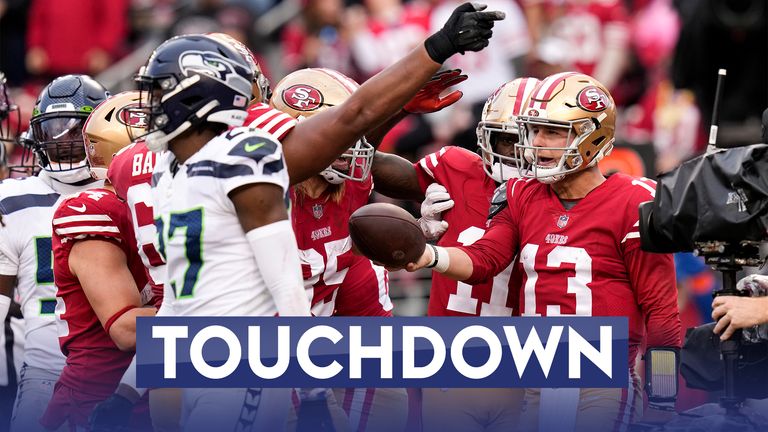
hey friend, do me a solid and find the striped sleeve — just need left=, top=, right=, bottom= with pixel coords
left=620, top=177, right=657, bottom=251
left=244, top=103, right=298, bottom=140
left=412, top=147, right=448, bottom=193
left=52, top=195, right=121, bottom=243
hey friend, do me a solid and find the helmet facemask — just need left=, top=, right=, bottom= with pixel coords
left=29, top=113, right=90, bottom=179
left=319, top=137, right=374, bottom=184
left=0, top=79, right=29, bottom=177
left=515, top=114, right=613, bottom=184
left=477, top=120, right=523, bottom=183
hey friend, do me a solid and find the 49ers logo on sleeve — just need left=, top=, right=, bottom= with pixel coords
left=576, top=86, right=610, bottom=112
left=282, top=85, right=323, bottom=111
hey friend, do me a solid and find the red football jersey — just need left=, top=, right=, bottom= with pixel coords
left=244, top=102, right=298, bottom=140
left=108, top=141, right=164, bottom=306
left=291, top=176, right=392, bottom=317
left=51, top=188, right=149, bottom=395
left=462, top=174, right=681, bottom=367
left=414, top=146, right=516, bottom=317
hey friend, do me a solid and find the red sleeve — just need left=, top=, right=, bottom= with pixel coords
left=96, top=0, right=128, bottom=52
left=619, top=175, right=681, bottom=349
left=26, top=0, right=46, bottom=48
left=52, top=192, right=122, bottom=244
left=244, top=103, right=298, bottom=141
left=460, top=203, right=519, bottom=284
left=625, top=248, right=681, bottom=349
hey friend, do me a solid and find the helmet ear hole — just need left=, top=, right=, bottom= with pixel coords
left=181, top=95, right=204, bottom=108
left=593, top=136, right=605, bottom=146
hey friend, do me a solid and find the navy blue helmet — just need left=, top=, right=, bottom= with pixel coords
left=135, top=34, right=254, bottom=152
left=29, top=74, right=109, bottom=181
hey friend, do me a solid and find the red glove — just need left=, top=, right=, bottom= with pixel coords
left=404, top=69, right=468, bottom=114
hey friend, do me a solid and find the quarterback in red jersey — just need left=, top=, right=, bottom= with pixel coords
left=41, top=92, right=156, bottom=431
left=403, top=72, right=681, bottom=431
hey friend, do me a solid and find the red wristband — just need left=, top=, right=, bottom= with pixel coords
left=104, top=305, right=136, bottom=335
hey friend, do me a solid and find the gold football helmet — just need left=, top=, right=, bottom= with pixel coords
left=477, top=77, right=541, bottom=183
left=270, top=68, right=373, bottom=184
left=515, top=72, right=616, bottom=184
left=206, top=32, right=271, bottom=104
left=83, top=91, right=146, bottom=180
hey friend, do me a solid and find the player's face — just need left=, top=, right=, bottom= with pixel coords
left=493, top=133, right=518, bottom=159
left=529, top=125, right=569, bottom=167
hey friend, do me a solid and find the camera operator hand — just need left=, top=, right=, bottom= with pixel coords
left=712, top=275, right=768, bottom=340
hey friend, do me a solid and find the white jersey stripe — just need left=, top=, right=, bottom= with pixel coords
left=429, top=153, right=439, bottom=168
left=419, top=158, right=435, bottom=178
left=271, top=121, right=296, bottom=140
left=621, top=232, right=640, bottom=243
left=52, top=214, right=113, bottom=225
left=55, top=226, right=120, bottom=235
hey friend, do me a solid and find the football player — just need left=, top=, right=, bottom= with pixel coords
left=90, top=31, right=270, bottom=432
left=270, top=68, right=406, bottom=432
left=366, top=76, right=539, bottom=432
left=41, top=91, right=157, bottom=431
left=402, top=72, right=681, bottom=432
left=0, top=74, right=108, bottom=432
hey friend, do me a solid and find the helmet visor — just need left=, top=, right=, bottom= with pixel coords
left=31, top=115, right=88, bottom=166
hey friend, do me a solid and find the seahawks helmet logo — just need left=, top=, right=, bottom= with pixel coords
left=179, top=51, right=238, bottom=81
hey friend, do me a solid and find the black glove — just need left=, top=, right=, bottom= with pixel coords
left=425, top=2, right=506, bottom=64
left=89, top=393, right=133, bottom=432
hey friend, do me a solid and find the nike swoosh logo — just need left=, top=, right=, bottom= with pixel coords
left=244, top=142, right=265, bottom=153
left=67, top=204, right=86, bottom=213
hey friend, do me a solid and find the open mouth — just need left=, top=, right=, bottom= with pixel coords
left=535, top=156, right=557, bottom=168
left=331, top=158, right=350, bottom=173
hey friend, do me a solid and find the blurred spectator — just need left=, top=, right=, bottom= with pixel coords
left=672, top=0, right=768, bottom=147
left=281, top=0, right=358, bottom=79
left=26, top=0, right=130, bottom=79
left=348, top=0, right=430, bottom=79
left=523, top=0, right=630, bottom=96
left=166, top=0, right=225, bottom=37
left=0, top=0, right=31, bottom=86
left=621, top=0, right=703, bottom=172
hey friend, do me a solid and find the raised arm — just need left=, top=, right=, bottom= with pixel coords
left=282, top=3, right=504, bottom=184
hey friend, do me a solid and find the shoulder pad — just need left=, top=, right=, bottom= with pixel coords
left=487, top=182, right=508, bottom=220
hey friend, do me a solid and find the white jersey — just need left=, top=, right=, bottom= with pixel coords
left=0, top=172, right=102, bottom=370
left=152, top=127, right=290, bottom=316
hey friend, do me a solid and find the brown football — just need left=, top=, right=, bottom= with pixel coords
left=348, top=203, right=426, bottom=268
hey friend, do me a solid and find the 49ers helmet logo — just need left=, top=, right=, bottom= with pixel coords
left=282, top=85, right=323, bottom=111
left=576, top=86, right=610, bottom=112
left=117, top=103, right=148, bottom=128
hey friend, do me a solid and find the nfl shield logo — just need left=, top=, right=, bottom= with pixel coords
left=312, top=204, right=324, bottom=219
left=557, top=215, right=569, bottom=228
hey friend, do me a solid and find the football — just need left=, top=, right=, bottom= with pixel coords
left=348, top=203, right=426, bottom=268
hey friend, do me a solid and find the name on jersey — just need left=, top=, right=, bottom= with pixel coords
left=133, top=151, right=155, bottom=176
left=136, top=316, right=628, bottom=388
left=310, top=226, right=332, bottom=241
left=545, top=233, right=569, bottom=245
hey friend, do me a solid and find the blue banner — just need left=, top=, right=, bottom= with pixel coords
left=136, top=317, right=628, bottom=388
